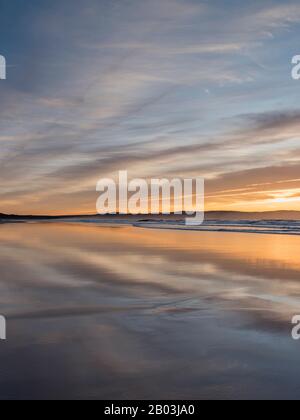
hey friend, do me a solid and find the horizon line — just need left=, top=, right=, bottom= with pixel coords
left=2, top=210, right=300, bottom=218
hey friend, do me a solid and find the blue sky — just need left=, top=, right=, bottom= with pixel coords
left=1, top=0, right=300, bottom=214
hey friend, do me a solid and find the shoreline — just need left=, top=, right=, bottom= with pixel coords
left=2, top=218, right=300, bottom=236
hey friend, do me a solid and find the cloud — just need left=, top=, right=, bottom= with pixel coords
left=1, top=1, right=300, bottom=213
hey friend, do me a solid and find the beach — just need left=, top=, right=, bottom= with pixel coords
left=0, top=221, right=300, bottom=399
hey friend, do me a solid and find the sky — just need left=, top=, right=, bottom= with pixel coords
left=1, top=0, right=300, bottom=215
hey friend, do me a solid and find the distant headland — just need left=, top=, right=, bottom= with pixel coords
left=2, top=211, right=300, bottom=222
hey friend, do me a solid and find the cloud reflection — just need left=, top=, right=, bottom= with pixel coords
left=1, top=223, right=300, bottom=398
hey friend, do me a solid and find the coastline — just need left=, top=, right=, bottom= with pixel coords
left=2, top=216, right=300, bottom=236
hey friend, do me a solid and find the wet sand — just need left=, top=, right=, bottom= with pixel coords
left=0, top=223, right=300, bottom=399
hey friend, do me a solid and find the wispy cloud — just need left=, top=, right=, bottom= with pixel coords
left=1, top=0, right=300, bottom=213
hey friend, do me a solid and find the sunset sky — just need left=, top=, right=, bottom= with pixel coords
left=1, top=0, right=300, bottom=215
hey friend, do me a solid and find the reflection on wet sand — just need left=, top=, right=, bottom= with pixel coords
left=0, top=223, right=300, bottom=399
